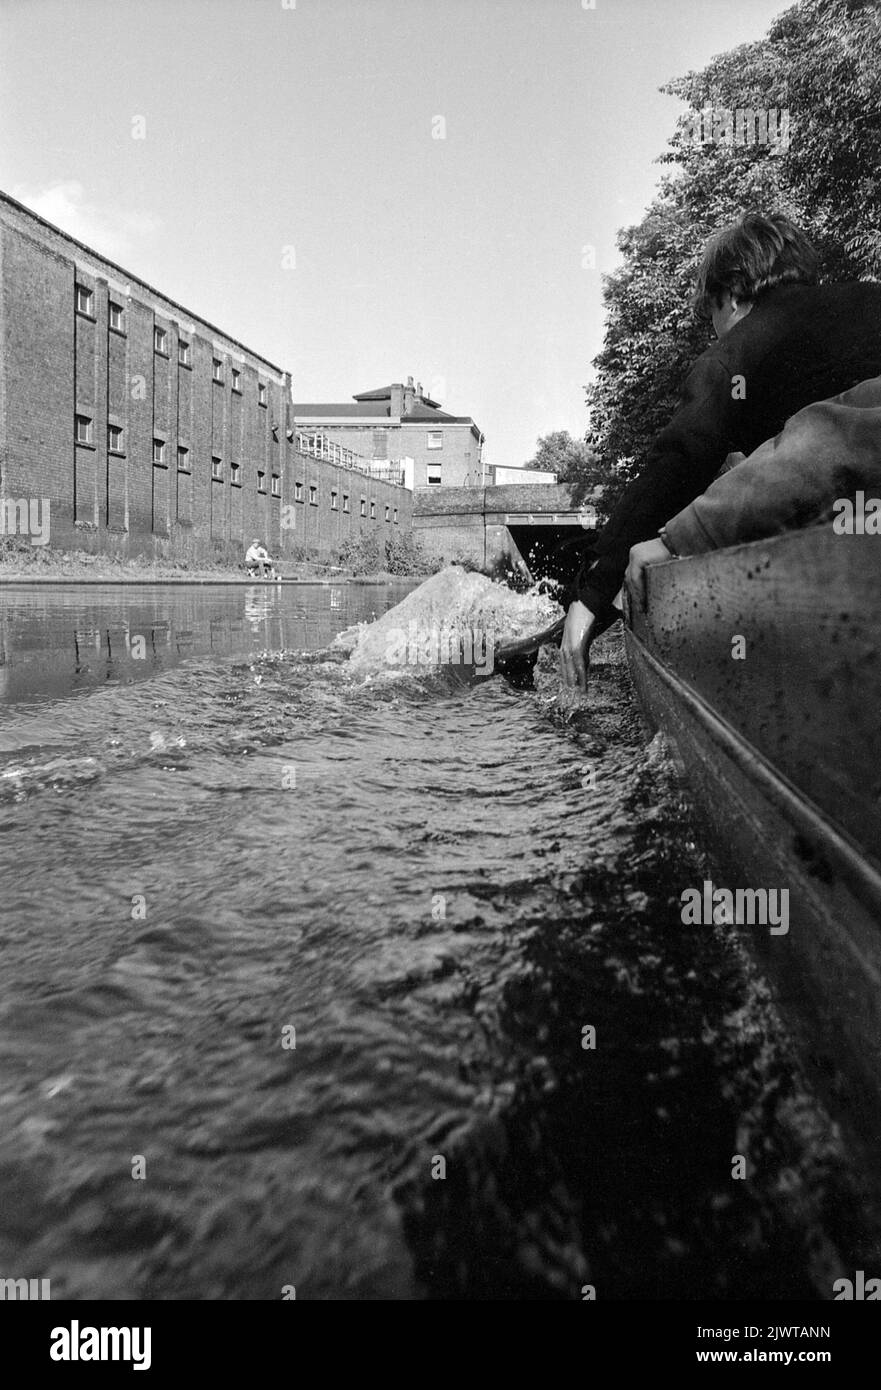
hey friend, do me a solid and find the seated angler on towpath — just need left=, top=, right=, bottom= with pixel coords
left=245, top=537, right=278, bottom=580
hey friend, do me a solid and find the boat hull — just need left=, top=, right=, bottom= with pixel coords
left=625, top=525, right=881, bottom=1170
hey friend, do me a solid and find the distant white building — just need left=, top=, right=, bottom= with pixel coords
left=489, top=465, right=558, bottom=486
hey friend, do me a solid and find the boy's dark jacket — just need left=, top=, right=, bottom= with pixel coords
left=574, top=281, right=881, bottom=615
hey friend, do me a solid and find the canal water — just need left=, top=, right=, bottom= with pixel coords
left=0, top=576, right=876, bottom=1300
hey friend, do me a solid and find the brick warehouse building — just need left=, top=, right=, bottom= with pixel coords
left=0, top=191, right=410, bottom=564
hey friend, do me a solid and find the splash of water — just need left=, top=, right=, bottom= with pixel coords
left=336, top=567, right=562, bottom=676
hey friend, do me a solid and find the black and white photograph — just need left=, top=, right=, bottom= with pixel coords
left=0, top=0, right=879, bottom=1352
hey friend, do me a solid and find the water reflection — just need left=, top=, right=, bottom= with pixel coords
left=0, top=582, right=417, bottom=706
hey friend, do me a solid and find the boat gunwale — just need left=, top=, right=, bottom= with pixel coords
left=624, top=625, right=881, bottom=970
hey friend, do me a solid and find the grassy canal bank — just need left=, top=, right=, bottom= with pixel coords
left=0, top=532, right=439, bottom=585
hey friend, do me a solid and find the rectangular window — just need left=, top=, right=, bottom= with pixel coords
left=369, top=500, right=376, bottom=519
left=331, top=490, right=338, bottom=511
left=427, top=430, right=443, bottom=450
left=108, top=424, right=123, bottom=453
left=309, top=485, right=318, bottom=506
left=393, top=508, right=398, bottom=524
left=76, top=285, right=93, bottom=315
left=427, top=465, right=442, bottom=484
left=271, top=474, right=281, bottom=497
left=230, top=462, right=240, bottom=485
left=177, top=445, right=190, bottom=471
left=295, top=481, right=304, bottom=502
left=212, top=358, right=223, bottom=383
left=231, top=367, right=242, bottom=393
left=109, top=301, right=124, bottom=331
left=343, top=494, right=350, bottom=513
left=75, top=414, right=93, bottom=445
left=373, top=430, right=389, bottom=459
left=153, top=438, right=166, bottom=464
left=257, top=470, right=266, bottom=493
left=212, top=456, right=222, bottom=480
left=178, top=339, right=190, bottom=366
left=385, top=505, right=390, bottom=522
left=177, top=467, right=193, bottom=522
left=154, top=325, right=167, bottom=354
left=360, top=497, right=367, bottom=517
left=258, top=382, right=267, bottom=406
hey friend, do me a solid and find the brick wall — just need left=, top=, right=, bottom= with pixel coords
left=1, top=194, right=418, bottom=569
left=411, top=482, right=586, bottom=570
left=1, top=224, right=74, bottom=536
left=402, top=423, right=483, bottom=488
left=287, top=448, right=411, bottom=562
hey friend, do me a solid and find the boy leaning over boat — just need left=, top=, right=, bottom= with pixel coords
left=561, top=213, right=881, bottom=687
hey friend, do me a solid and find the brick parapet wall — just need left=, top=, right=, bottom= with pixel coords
left=413, top=483, right=578, bottom=517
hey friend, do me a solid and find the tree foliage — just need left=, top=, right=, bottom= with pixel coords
left=585, top=0, right=881, bottom=521
left=524, top=430, right=606, bottom=490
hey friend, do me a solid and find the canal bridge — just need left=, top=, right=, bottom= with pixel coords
left=411, top=483, right=601, bottom=582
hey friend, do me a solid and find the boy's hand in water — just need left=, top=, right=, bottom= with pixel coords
left=626, top=537, right=674, bottom=611
left=560, top=600, right=597, bottom=689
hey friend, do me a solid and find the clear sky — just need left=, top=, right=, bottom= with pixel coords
left=0, top=0, right=789, bottom=466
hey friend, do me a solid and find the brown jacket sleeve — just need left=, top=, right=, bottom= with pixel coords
left=663, top=377, right=881, bottom=556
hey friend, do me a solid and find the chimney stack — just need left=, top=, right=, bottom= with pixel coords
left=403, top=375, right=415, bottom=415
left=390, top=382, right=404, bottom=416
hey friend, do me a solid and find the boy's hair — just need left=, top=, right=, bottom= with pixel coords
left=693, top=213, right=819, bottom=318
